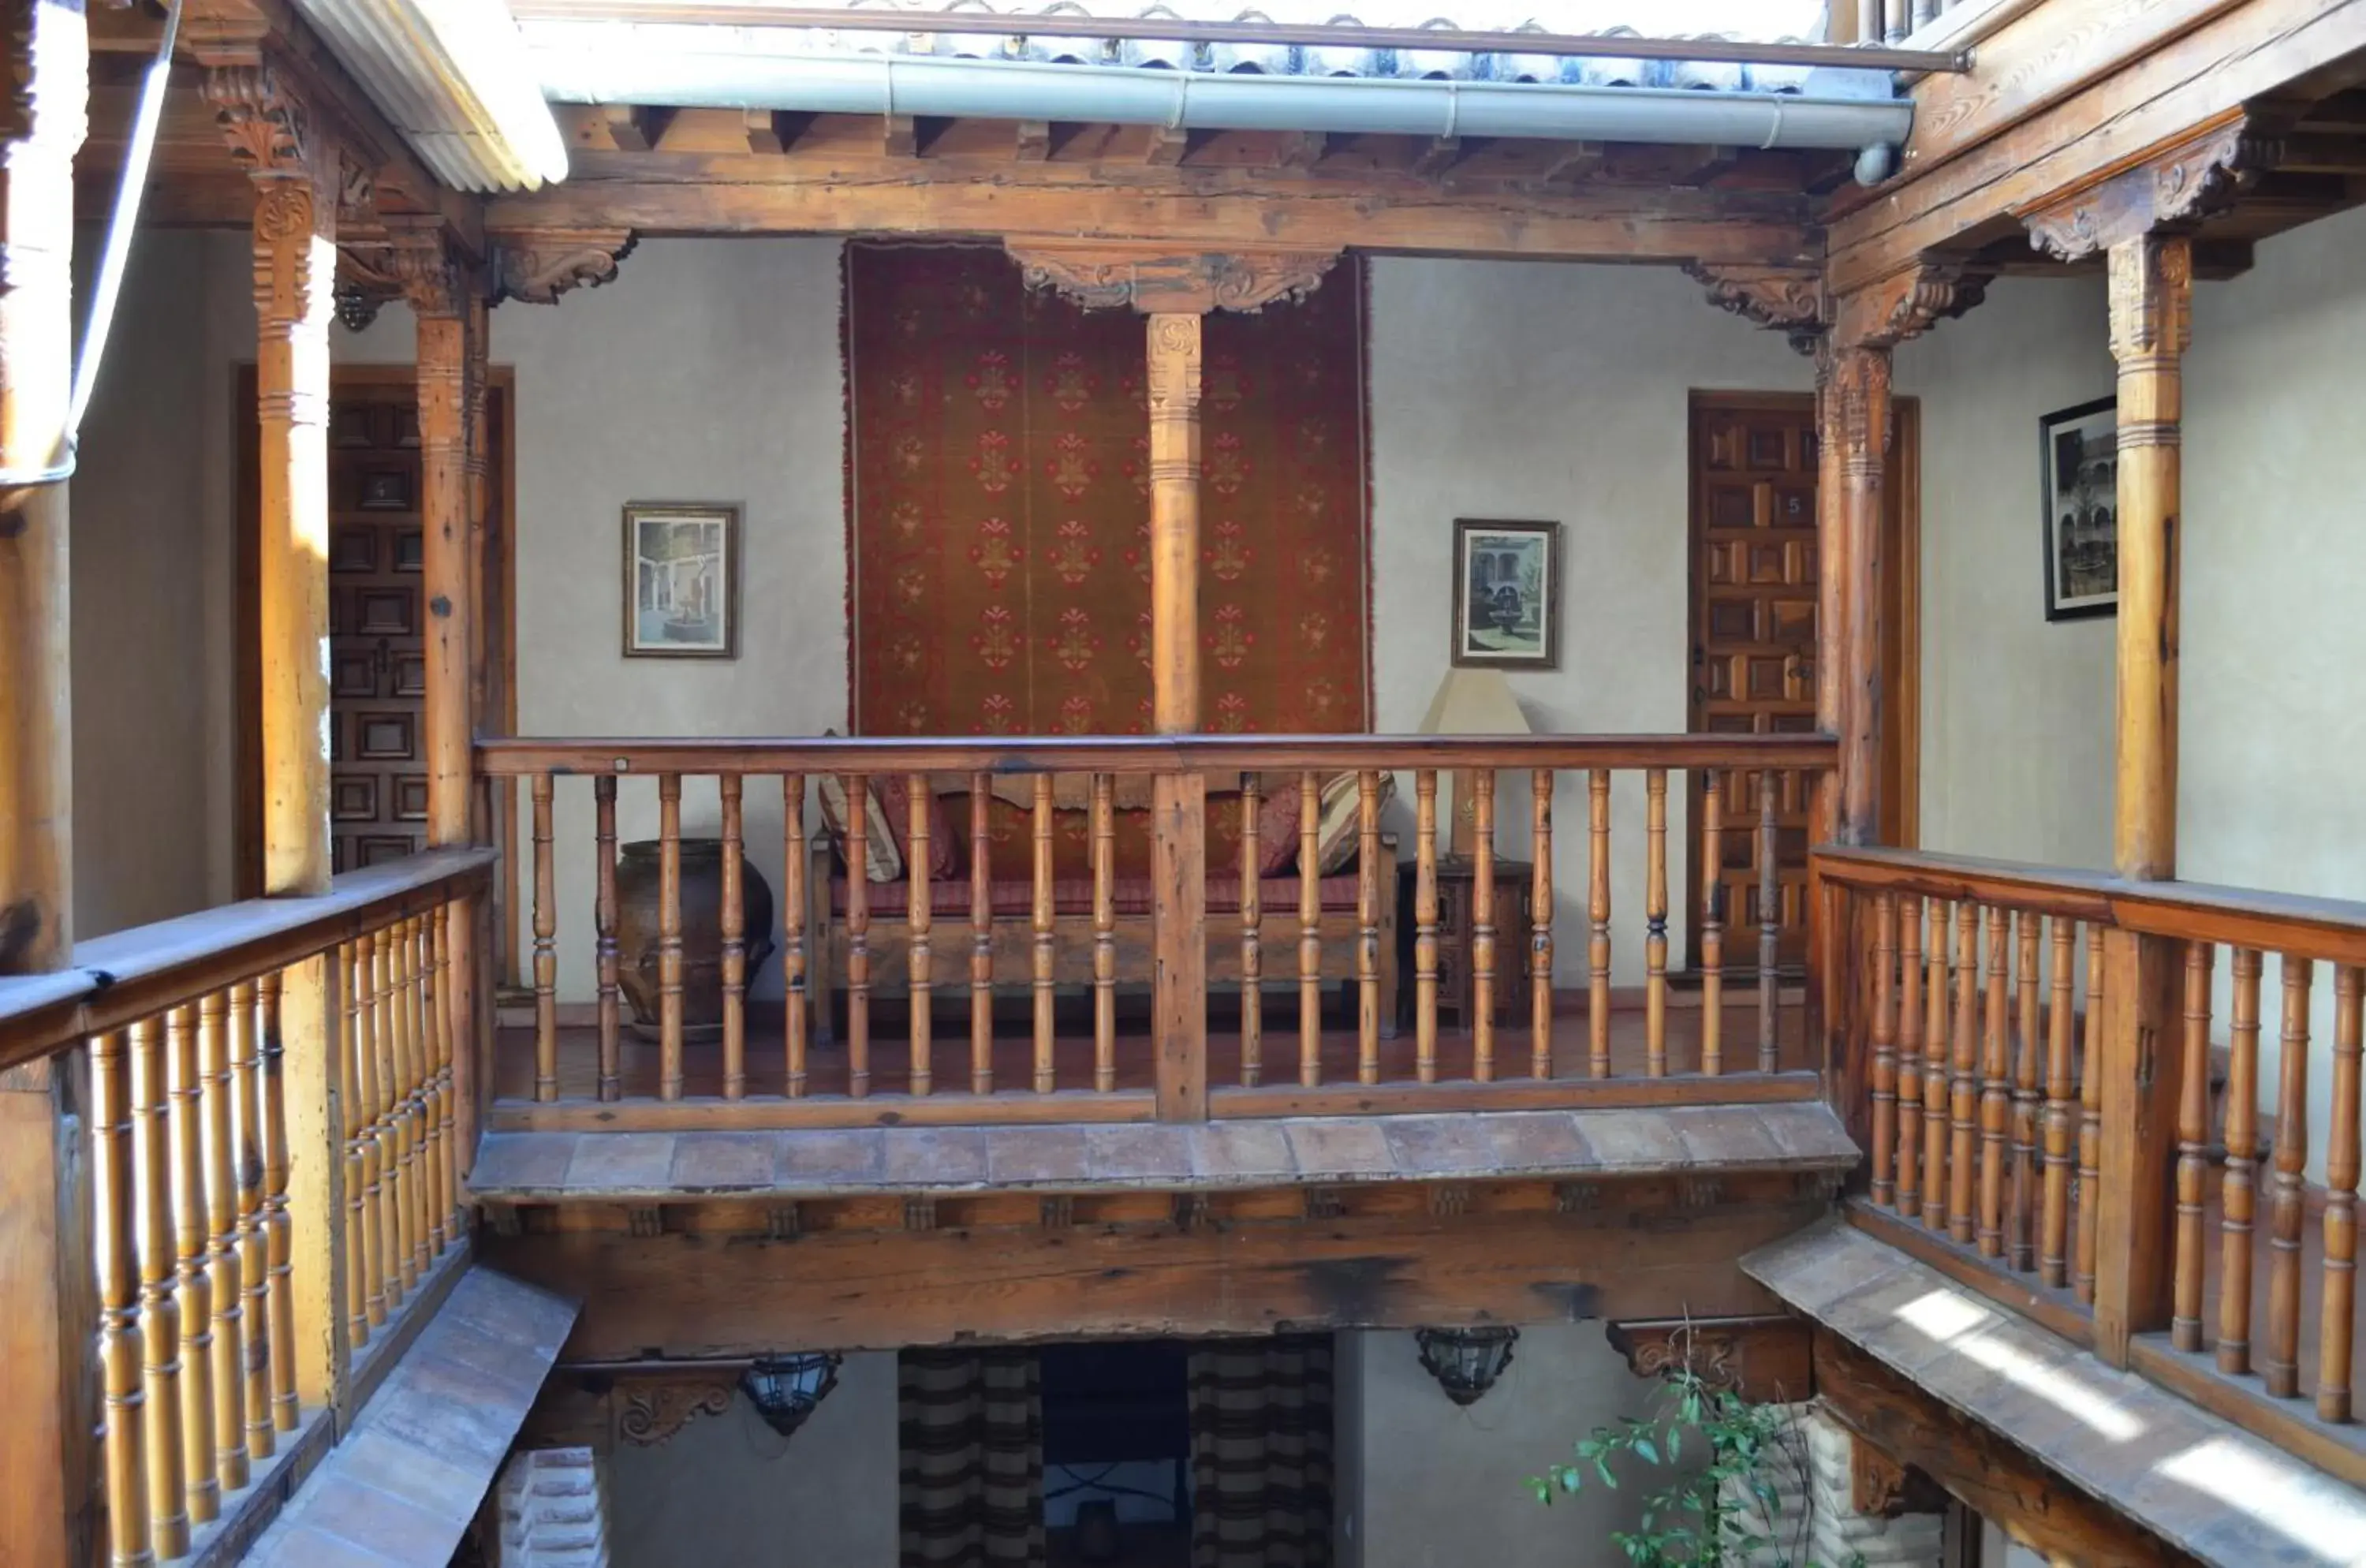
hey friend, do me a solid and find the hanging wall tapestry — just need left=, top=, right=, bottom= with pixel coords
left=847, top=241, right=1371, bottom=736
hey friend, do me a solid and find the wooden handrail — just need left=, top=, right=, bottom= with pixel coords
left=0, top=849, right=496, bottom=1071
left=476, top=731, right=1841, bottom=776
left=1816, top=845, right=2366, bottom=965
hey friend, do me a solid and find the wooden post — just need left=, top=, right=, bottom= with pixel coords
left=204, top=50, right=352, bottom=1419
left=0, top=9, right=90, bottom=1562
left=1829, top=345, right=1891, bottom=846
left=399, top=240, right=474, bottom=848
left=2092, top=232, right=2192, bottom=1368
left=1147, top=310, right=1207, bottom=1121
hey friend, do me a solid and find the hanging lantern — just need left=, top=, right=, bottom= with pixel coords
left=1414, top=1326, right=1518, bottom=1406
left=740, top=1352, right=843, bottom=1440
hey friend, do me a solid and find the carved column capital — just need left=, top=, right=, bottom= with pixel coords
left=383, top=233, right=469, bottom=319
left=1685, top=263, right=1827, bottom=357
left=1830, top=345, right=1894, bottom=473
left=2024, top=114, right=2278, bottom=262
left=1007, top=239, right=1339, bottom=314
left=491, top=227, right=636, bottom=305
left=1833, top=259, right=1989, bottom=352
left=1145, top=312, right=1204, bottom=417
left=203, top=60, right=312, bottom=177
left=2107, top=231, right=2194, bottom=366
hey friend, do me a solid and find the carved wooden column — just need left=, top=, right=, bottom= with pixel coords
left=2024, top=118, right=2267, bottom=1366
left=0, top=0, right=87, bottom=975
left=1006, top=239, right=1337, bottom=1123
left=393, top=237, right=474, bottom=847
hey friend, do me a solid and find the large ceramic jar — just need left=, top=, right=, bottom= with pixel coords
left=615, top=838, right=777, bottom=1041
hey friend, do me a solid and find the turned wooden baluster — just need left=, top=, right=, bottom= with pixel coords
left=1472, top=769, right=1499, bottom=1081
left=370, top=928, right=402, bottom=1313
left=722, top=775, right=749, bottom=1099
left=848, top=775, right=875, bottom=1097
left=420, top=918, right=450, bottom=1259
left=2221, top=947, right=2263, bottom=1374
left=1093, top=773, right=1118, bottom=1093
left=2010, top=911, right=2041, bottom=1271
left=905, top=774, right=934, bottom=1098
left=658, top=775, right=687, bottom=1101
left=94, top=1026, right=149, bottom=1567
left=198, top=990, right=248, bottom=1493
left=1978, top=908, right=2011, bottom=1260
left=388, top=920, right=420, bottom=1299
left=532, top=775, right=557, bottom=1101
left=595, top=774, right=620, bottom=1101
left=259, top=971, right=297, bottom=1433
left=1869, top=891, right=1898, bottom=1207
left=1588, top=770, right=1611, bottom=1079
left=1414, top=771, right=1439, bottom=1087
left=1032, top=775, right=1056, bottom=1095
left=1948, top=902, right=1980, bottom=1246
left=2173, top=939, right=2215, bottom=1351
left=1921, top=898, right=1950, bottom=1232
left=1531, top=770, right=1554, bottom=1081
left=2265, top=954, right=2313, bottom=1399
left=229, top=978, right=274, bottom=1460
left=131, top=1015, right=188, bottom=1558
left=1757, top=771, right=1779, bottom=1072
left=1242, top=776, right=1264, bottom=1088
left=2041, top=918, right=2077, bottom=1290
left=2075, top=929, right=2107, bottom=1305
left=1644, top=769, right=1670, bottom=1079
left=2323, top=965, right=2361, bottom=1423
left=1299, top=771, right=1323, bottom=1088
left=786, top=775, right=810, bottom=1098
left=167, top=1002, right=218, bottom=1522
left=970, top=774, right=993, bottom=1096
left=1359, top=771, right=1383, bottom=1085
left=342, top=938, right=375, bottom=1341
left=1700, top=778, right=1724, bottom=1077
left=1890, top=896, right=1925, bottom=1218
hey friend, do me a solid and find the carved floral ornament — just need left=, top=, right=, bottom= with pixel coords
left=491, top=227, right=638, bottom=305
left=203, top=62, right=309, bottom=174
left=2022, top=114, right=2279, bottom=263
left=1005, top=239, right=1341, bottom=314
left=1685, top=262, right=1826, bottom=356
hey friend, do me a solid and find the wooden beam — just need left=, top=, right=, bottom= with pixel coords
left=592, top=104, right=671, bottom=153
left=1276, top=130, right=1327, bottom=170
left=883, top=112, right=917, bottom=159
left=1604, top=1314, right=1812, bottom=1402
left=1827, top=0, right=2366, bottom=292
left=1812, top=1327, right=2204, bottom=1567
left=1144, top=122, right=1189, bottom=166
left=1538, top=140, right=1607, bottom=182
left=1014, top=118, right=1052, bottom=162
left=0, top=0, right=86, bottom=976
left=741, top=108, right=815, bottom=155
left=490, top=167, right=1822, bottom=264
left=486, top=1200, right=1816, bottom=1357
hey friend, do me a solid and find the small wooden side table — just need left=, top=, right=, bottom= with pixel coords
left=1396, top=855, right=1536, bottom=1032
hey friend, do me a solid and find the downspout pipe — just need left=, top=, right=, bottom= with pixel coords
left=532, top=35, right=1912, bottom=156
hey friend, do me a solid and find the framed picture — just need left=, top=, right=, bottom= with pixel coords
left=1450, top=518, right=1562, bottom=669
left=624, top=502, right=741, bottom=659
left=357, top=467, right=415, bottom=511
left=2039, top=397, right=2118, bottom=620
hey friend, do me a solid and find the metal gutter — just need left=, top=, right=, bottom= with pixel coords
left=532, top=26, right=1914, bottom=155
left=509, top=2, right=1969, bottom=73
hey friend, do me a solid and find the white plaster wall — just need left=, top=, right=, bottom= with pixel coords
left=1368, top=258, right=1815, bottom=979
left=1893, top=277, right=2118, bottom=870
left=608, top=1353, right=900, bottom=1568
left=1337, top=1323, right=1672, bottom=1567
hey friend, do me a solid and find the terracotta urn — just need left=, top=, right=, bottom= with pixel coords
left=614, top=838, right=776, bottom=1042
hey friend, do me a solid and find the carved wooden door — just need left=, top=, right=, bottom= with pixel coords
left=327, top=388, right=428, bottom=874
left=1687, top=395, right=1818, bottom=973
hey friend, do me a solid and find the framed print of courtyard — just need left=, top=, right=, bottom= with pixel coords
left=624, top=502, right=741, bottom=658
left=1451, top=518, right=1562, bottom=669
left=2039, top=397, right=2118, bottom=621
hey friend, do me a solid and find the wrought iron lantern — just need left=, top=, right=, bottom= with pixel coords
left=740, top=1352, right=842, bottom=1440
left=1415, top=1326, right=1519, bottom=1406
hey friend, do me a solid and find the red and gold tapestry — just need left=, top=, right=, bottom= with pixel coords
left=847, top=242, right=1370, bottom=737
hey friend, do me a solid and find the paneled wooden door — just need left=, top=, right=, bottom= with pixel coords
left=1685, top=391, right=1918, bottom=975
left=237, top=366, right=515, bottom=895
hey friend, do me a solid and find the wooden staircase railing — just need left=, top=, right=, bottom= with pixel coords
left=1819, top=845, right=2366, bottom=1486
left=0, top=849, right=494, bottom=1566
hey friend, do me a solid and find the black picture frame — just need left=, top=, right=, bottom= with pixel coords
left=2039, top=395, right=2118, bottom=622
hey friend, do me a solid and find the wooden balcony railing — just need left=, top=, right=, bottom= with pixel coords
left=0, top=849, right=493, bottom=1566
left=476, top=733, right=1835, bottom=1129
left=1820, top=846, right=2366, bottom=1482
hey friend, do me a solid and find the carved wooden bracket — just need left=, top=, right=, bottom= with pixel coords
left=203, top=61, right=311, bottom=176
left=2022, top=112, right=2279, bottom=262
left=1685, top=263, right=1827, bottom=357
left=1831, top=258, right=1990, bottom=351
left=1606, top=1314, right=1812, bottom=1404
left=614, top=1372, right=738, bottom=1447
left=492, top=227, right=637, bottom=305
left=1006, top=239, right=1340, bottom=314
left=380, top=230, right=469, bottom=320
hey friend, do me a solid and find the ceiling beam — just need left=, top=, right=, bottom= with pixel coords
left=487, top=165, right=1822, bottom=265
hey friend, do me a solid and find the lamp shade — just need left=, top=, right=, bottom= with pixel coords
left=1419, top=669, right=1531, bottom=858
